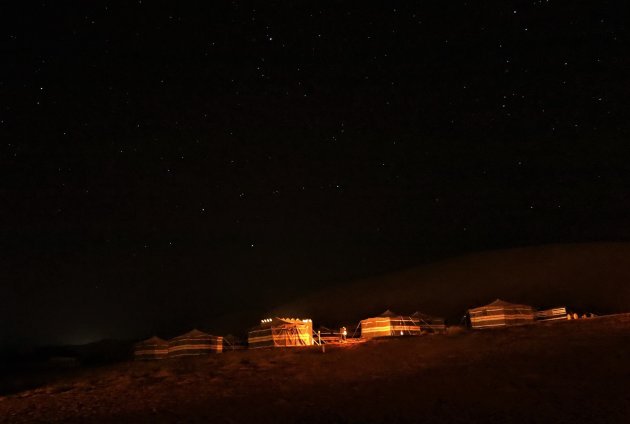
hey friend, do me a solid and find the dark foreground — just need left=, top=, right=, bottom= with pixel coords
left=2, top=315, right=630, bottom=423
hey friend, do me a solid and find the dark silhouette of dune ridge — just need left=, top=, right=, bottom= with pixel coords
left=271, top=242, right=630, bottom=325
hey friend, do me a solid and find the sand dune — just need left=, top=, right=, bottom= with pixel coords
left=271, top=242, right=630, bottom=325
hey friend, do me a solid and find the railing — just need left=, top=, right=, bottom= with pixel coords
left=313, top=331, right=365, bottom=345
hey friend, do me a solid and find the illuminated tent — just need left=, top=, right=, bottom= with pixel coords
left=133, top=336, right=169, bottom=360
left=248, top=318, right=313, bottom=349
left=167, top=329, right=223, bottom=357
left=360, top=310, right=425, bottom=338
left=468, top=299, right=535, bottom=329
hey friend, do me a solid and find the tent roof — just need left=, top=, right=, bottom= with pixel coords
left=361, top=310, right=421, bottom=320
left=276, top=317, right=311, bottom=323
left=489, top=299, right=517, bottom=307
left=411, top=311, right=443, bottom=321
left=251, top=317, right=312, bottom=330
left=171, top=329, right=212, bottom=339
left=184, top=328, right=208, bottom=336
left=136, top=336, right=168, bottom=346
left=469, top=298, right=533, bottom=312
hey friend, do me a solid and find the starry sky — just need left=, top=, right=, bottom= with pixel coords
left=2, top=1, right=629, bottom=346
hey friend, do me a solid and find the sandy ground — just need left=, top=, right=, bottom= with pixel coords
left=2, top=314, right=630, bottom=423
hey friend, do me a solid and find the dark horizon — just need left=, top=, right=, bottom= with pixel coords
left=3, top=2, right=629, bottom=348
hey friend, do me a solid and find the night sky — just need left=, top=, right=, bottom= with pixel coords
left=2, top=2, right=629, bottom=347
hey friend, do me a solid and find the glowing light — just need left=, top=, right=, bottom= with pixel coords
left=262, top=317, right=311, bottom=324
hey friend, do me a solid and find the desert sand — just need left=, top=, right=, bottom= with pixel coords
left=2, top=314, right=630, bottom=423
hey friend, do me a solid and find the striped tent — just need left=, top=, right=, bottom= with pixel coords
left=133, top=336, right=169, bottom=360
left=248, top=318, right=313, bottom=349
left=468, top=299, right=535, bottom=329
left=536, top=306, right=568, bottom=321
left=168, top=329, right=223, bottom=357
left=360, top=310, right=424, bottom=338
left=411, top=311, right=447, bottom=333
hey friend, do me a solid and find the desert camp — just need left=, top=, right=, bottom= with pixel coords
left=140, top=301, right=583, bottom=350
left=4, top=282, right=622, bottom=423
left=132, top=300, right=587, bottom=358
left=359, top=310, right=446, bottom=338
